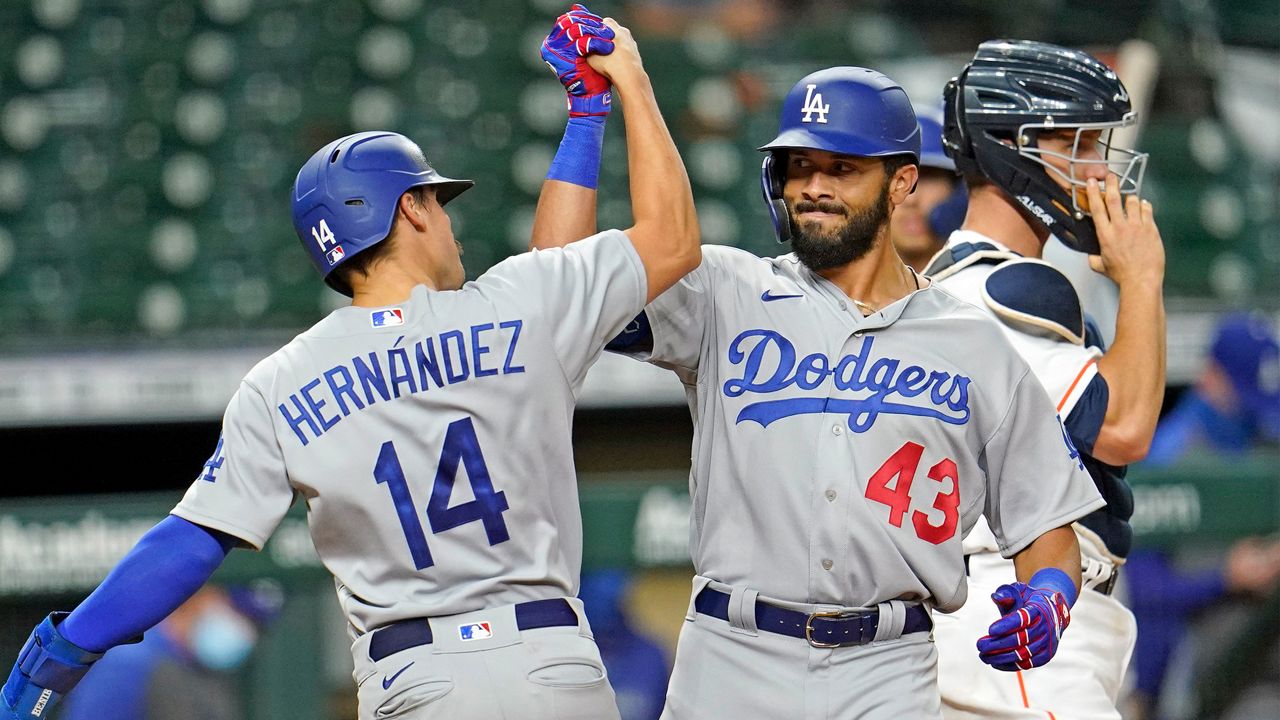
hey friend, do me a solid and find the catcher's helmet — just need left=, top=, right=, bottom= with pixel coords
left=759, top=67, right=920, bottom=243
left=943, top=39, right=1147, bottom=254
left=291, top=131, right=473, bottom=296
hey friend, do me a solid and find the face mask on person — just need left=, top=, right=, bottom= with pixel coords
left=190, top=607, right=258, bottom=671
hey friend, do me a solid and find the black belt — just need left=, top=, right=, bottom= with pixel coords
left=369, top=598, right=578, bottom=662
left=694, top=587, right=932, bottom=649
left=962, top=555, right=1118, bottom=597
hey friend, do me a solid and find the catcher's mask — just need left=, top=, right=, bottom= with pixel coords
left=943, top=39, right=1148, bottom=254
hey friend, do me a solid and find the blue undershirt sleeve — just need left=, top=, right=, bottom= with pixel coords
left=59, top=515, right=238, bottom=652
left=605, top=311, right=654, bottom=353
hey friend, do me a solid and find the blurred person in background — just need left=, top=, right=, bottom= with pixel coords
left=1124, top=538, right=1280, bottom=720
left=628, top=0, right=780, bottom=41
left=579, top=569, right=670, bottom=720
left=1146, top=312, right=1280, bottom=462
left=58, top=582, right=283, bottom=720
left=1125, top=310, right=1280, bottom=719
left=890, top=113, right=965, bottom=273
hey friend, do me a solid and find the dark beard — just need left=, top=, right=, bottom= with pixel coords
left=788, top=184, right=891, bottom=272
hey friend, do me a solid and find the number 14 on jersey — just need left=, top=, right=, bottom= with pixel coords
left=375, top=417, right=511, bottom=570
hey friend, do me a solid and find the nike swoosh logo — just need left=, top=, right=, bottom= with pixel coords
left=383, top=662, right=414, bottom=690
left=761, top=290, right=804, bottom=302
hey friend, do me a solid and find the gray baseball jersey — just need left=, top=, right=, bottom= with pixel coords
left=617, top=245, right=1103, bottom=612
left=173, top=230, right=646, bottom=635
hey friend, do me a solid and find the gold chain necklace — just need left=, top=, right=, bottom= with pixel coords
left=852, top=268, right=921, bottom=316
left=853, top=299, right=879, bottom=315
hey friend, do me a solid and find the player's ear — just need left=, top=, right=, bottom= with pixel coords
left=397, top=189, right=431, bottom=232
left=889, top=163, right=918, bottom=205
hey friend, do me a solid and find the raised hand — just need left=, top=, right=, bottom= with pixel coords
left=540, top=4, right=615, bottom=117
left=585, top=17, right=642, bottom=85
left=1085, top=176, right=1165, bottom=288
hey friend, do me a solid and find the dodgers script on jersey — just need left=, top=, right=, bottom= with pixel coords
left=620, top=245, right=1103, bottom=612
left=172, top=230, right=646, bottom=634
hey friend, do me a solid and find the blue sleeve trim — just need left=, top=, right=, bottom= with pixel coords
left=1063, top=373, right=1108, bottom=454
left=58, top=516, right=233, bottom=652
left=1030, top=567, right=1078, bottom=607
left=605, top=311, right=653, bottom=354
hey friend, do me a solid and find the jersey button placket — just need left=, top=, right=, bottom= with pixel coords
left=812, top=408, right=849, bottom=598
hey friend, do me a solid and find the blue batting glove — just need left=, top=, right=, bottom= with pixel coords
left=541, top=4, right=615, bottom=117
left=975, top=581, right=1072, bottom=671
left=2, top=613, right=103, bottom=719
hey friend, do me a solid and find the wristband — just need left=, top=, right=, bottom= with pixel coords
left=546, top=115, right=607, bottom=190
left=568, top=90, right=612, bottom=118
left=1029, top=567, right=1078, bottom=607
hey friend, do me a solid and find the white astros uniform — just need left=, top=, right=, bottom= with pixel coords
left=931, top=230, right=1137, bottom=720
left=172, top=231, right=646, bottom=720
left=618, top=245, right=1103, bottom=720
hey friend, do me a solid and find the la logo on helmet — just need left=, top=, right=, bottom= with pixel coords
left=800, top=84, right=830, bottom=124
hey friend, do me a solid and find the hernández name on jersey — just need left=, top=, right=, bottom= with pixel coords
left=722, top=329, right=971, bottom=432
left=279, top=320, right=526, bottom=446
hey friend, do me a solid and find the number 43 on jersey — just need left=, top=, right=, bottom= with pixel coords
left=864, top=441, right=960, bottom=545
left=375, top=417, right=511, bottom=570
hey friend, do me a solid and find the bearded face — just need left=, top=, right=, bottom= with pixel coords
left=787, top=178, right=892, bottom=272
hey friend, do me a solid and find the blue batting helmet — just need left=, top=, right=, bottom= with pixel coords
left=759, top=67, right=920, bottom=243
left=917, top=111, right=965, bottom=237
left=291, top=131, right=473, bottom=295
left=917, top=114, right=955, bottom=172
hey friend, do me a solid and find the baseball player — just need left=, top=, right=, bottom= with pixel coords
left=1, top=10, right=698, bottom=720
left=926, top=40, right=1166, bottom=719
left=889, top=113, right=964, bottom=272
left=534, top=64, right=1107, bottom=720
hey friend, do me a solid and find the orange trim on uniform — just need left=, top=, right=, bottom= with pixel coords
left=1057, top=359, right=1097, bottom=413
left=1015, top=670, right=1057, bottom=720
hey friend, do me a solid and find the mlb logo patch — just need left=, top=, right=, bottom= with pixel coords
left=371, top=308, right=404, bottom=328
left=458, top=622, right=492, bottom=641
left=326, top=245, right=345, bottom=265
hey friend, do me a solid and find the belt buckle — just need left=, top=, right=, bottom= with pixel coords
left=804, top=609, right=863, bottom=649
